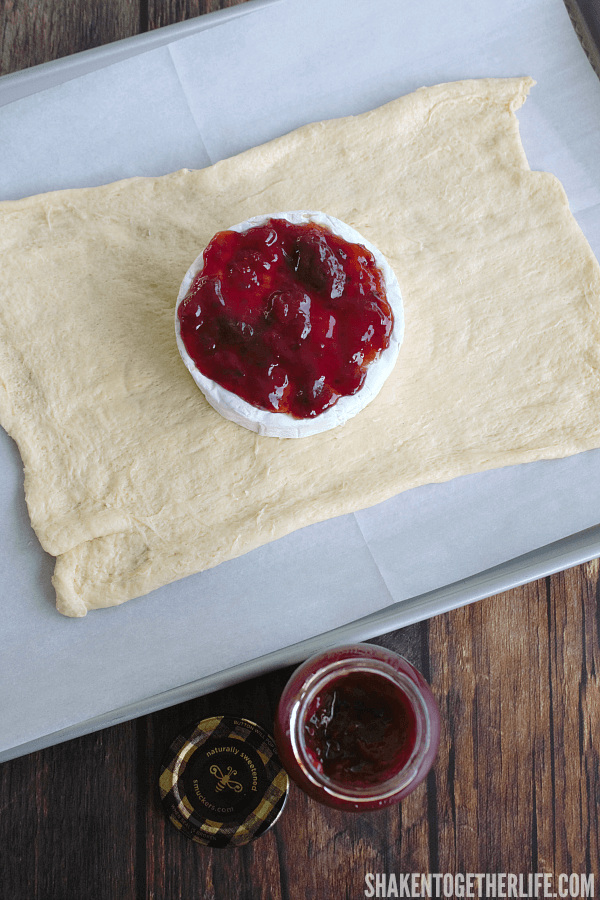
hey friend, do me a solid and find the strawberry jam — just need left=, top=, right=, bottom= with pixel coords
left=177, top=218, right=393, bottom=419
left=303, top=671, right=417, bottom=786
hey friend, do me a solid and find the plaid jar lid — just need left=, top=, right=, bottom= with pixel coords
left=159, top=715, right=289, bottom=848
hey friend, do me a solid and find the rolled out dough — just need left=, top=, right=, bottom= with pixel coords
left=1, top=77, right=599, bottom=616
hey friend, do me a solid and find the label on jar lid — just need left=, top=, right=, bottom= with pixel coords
left=159, top=715, right=289, bottom=848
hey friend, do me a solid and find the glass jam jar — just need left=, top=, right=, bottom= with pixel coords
left=274, top=643, right=440, bottom=811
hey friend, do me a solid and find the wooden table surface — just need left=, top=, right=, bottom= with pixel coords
left=1, top=2, right=599, bottom=898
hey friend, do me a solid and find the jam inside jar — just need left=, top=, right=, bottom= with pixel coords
left=274, top=644, right=441, bottom=811
left=177, top=218, right=394, bottom=420
left=303, top=670, right=417, bottom=787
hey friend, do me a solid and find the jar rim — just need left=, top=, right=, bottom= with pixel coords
left=288, top=656, right=432, bottom=803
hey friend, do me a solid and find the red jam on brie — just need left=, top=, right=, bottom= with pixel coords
left=175, top=211, right=404, bottom=438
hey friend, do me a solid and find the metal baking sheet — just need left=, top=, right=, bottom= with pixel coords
left=1, top=0, right=600, bottom=763
left=564, top=0, right=600, bottom=80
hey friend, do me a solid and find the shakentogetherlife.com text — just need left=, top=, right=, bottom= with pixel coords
left=364, top=874, right=595, bottom=899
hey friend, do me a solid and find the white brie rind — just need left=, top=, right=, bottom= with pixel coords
left=175, top=210, right=404, bottom=439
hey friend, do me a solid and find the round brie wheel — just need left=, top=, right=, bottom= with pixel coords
left=175, top=210, right=404, bottom=439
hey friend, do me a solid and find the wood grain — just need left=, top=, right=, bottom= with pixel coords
left=0, top=0, right=139, bottom=74
left=0, top=1, right=599, bottom=897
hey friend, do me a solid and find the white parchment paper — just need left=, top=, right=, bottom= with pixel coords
left=1, top=0, right=600, bottom=755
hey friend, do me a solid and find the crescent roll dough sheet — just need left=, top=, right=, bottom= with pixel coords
left=1, top=77, right=599, bottom=617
